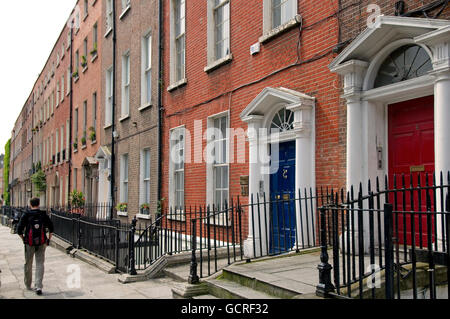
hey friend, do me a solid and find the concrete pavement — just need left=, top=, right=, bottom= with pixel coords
left=0, top=225, right=178, bottom=299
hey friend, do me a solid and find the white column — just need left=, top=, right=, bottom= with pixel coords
left=242, top=115, right=264, bottom=258
left=434, top=70, right=450, bottom=178
left=287, top=102, right=315, bottom=245
left=331, top=60, right=368, bottom=191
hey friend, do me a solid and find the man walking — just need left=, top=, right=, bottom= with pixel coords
left=16, top=198, right=54, bottom=295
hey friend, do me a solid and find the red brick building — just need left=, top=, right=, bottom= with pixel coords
left=161, top=0, right=343, bottom=257
left=71, top=0, right=103, bottom=205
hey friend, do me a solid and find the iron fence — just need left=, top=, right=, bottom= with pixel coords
left=317, top=172, right=450, bottom=299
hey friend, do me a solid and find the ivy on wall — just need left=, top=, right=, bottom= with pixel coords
left=31, top=168, right=47, bottom=196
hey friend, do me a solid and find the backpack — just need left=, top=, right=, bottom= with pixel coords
left=24, top=211, right=46, bottom=247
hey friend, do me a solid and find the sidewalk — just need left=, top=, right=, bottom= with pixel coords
left=0, top=225, right=177, bottom=299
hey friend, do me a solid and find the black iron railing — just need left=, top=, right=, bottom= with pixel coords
left=316, top=172, right=450, bottom=300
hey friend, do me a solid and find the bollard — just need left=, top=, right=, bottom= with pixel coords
left=316, top=207, right=335, bottom=297
left=188, top=219, right=199, bottom=284
left=129, top=216, right=137, bottom=275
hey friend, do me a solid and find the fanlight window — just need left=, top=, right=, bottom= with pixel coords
left=271, top=108, right=294, bottom=132
left=374, top=45, right=432, bottom=88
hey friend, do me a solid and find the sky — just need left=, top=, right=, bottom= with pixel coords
left=0, top=0, right=77, bottom=154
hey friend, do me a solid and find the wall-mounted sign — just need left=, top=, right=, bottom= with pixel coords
left=240, top=176, right=249, bottom=196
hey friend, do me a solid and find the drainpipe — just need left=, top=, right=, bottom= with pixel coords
left=110, top=0, right=117, bottom=220
left=68, top=20, right=74, bottom=205
left=157, top=0, right=163, bottom=206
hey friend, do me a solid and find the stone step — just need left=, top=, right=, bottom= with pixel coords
left=192, top=294, right=219, bottom=299
left=206, top=279, right=279, bottom=299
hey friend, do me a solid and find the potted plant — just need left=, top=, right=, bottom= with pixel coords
left=31, top=168, right=46, bottom=197
left=72, top=70, right=79, bottom=79
left=140, top=203, right=150, bottom=215
left=73, top=138, right=78, bottom=150
left=81, top=55, right=87, bottom=68
left=69, top=190, right=85, bottom=214
left=89, top=127, right=96, bottom=142
left=81, top=135, right=87, bottom=146
left=90, top=42, right=98, bottom=57
left=116, top=203, right=128, bottom=213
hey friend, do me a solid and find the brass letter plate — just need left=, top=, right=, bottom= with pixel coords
left=410, top=165, right=425, bottom=172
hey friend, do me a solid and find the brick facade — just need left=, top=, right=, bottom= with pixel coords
left=101, top=0, right=160, bottom=223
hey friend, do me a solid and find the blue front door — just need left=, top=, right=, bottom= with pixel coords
left=270, top=141, right=296, bottom=254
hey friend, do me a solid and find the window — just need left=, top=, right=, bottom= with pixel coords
left=92, top=92, right=97, bottom=129
left=374, top=45, right=432, bottom=88
left=213, top=0, right=230, bottom=60
left=106, top=0, right=113, bottom=31
left=122, top=0, right=131, bottom=11
left=271, top=107, right=294, bottom=132
left=55, top=130, right=59, bottom=163
left=66, top=120, right=70, bottom=152
left=56, top=81, right=60, bottom=106
left=67, top=30, right=71, bottom=48
left=105, top=67, right=113, bottom=126
left=74, top=108, right=79, bottom=140
left=84, top=0, right=89, bottom=18
left=93, top=24, right=98, bottom=55
left=211, top=115, right=229, bottom=209
left=67, top=68, right=71, bottom=93
left=271, top=0, right=296, bottom=29
left=83, top=101, right=87, bottom=139
left=121, top=53, right=130, bottom=117
left=73, top=168, right=78, bottom=191
left=60, top=126, right=64, bottom=157
left=170, top=127, right=185, bottom=212
left=120, top=154, right=129, bottom=205
left=171, top=0, right=185, bottom=84
left=140, top=149, right=151, bottom=208
left=75, top=50, right=79, bottom=72
left=60, top=76, right=64, bottom=102
left=83, top=38, right=88, bottom=68
left=142, top=34, right=152, bottom=106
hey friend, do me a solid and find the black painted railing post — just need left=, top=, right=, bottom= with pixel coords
left=115, top=227, right=120, bottom=272
left=316, top=207, right=335, bottom=297
left=129, top=216, right=137, bottom=275
left=188, top=219, right=200, bottom=284
left=384, top=203, right=394, bottom=299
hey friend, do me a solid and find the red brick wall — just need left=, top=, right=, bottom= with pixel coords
left=161, top=0, right=344, bottom=237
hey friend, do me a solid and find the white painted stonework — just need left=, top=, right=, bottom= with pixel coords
left=240, top=87, right=316, bottom=258
left=330, top=16, right=450, bottom=249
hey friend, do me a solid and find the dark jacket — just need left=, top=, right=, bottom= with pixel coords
left=17, top=209, right=54, bottom=240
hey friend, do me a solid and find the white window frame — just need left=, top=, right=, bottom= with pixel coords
left=105, top=66, right=113, bottom=127
left=106, top=0, right=113, bottom=32
left=261, top=0, right=299, bottom=42
left=141, top=32, right=152, bottom=108
left=140, top=148, right=151, bottom=208
left=169, top=0, right=186, bottom=89
left=169, top=126, right=186, bottom=216
left=206, top=111, right=230, bottom=212
left=121, top=52, right=130, bottom=118
left=206, top=0, right=231, bottom=70
left=120, top=153, right=129, bottom=206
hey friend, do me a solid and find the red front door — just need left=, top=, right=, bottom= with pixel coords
left=388, top=95, right=435, bottom=246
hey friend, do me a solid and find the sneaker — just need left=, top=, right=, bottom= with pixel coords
left=26, top=286, right=33, bottom=291
left=35, top=289, right=42, bottom=296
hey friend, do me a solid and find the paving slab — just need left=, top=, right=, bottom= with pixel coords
left=0, top=225, right=178, bottom=299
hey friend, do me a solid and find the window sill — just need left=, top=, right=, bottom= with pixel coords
left=104, top=28, right=113, bottom=38
left=83, top=13, right=88, bottom=22
left=74, top=76, right=79, bottom=83
left=119, top=6, right=131, bottom=20
left=259, top=15, right=302, bottom=44
left=82, top=66, right=88, bottom=73
left=136, top=214, right=151, bottom=220
left=138, top=103, right=152, bottom=112
left=90, top=140, right=97, bottom=145
left=91, top=54, right=98, bottom=63
left=81, top=145, right=87, bottom=150
left=104, top=124, right=112, bottom=130
left=167, top=78, right=187, bottom=92
left=117, top=211, right=128, bottom=217
left=204, top=54, right=233, bottom=73
left=74, top=149, right=78, bottom=154
left=119, top=115, right=130, bottom=122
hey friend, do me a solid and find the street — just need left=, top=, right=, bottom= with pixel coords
left=0, top=225, right=178, bottom=299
